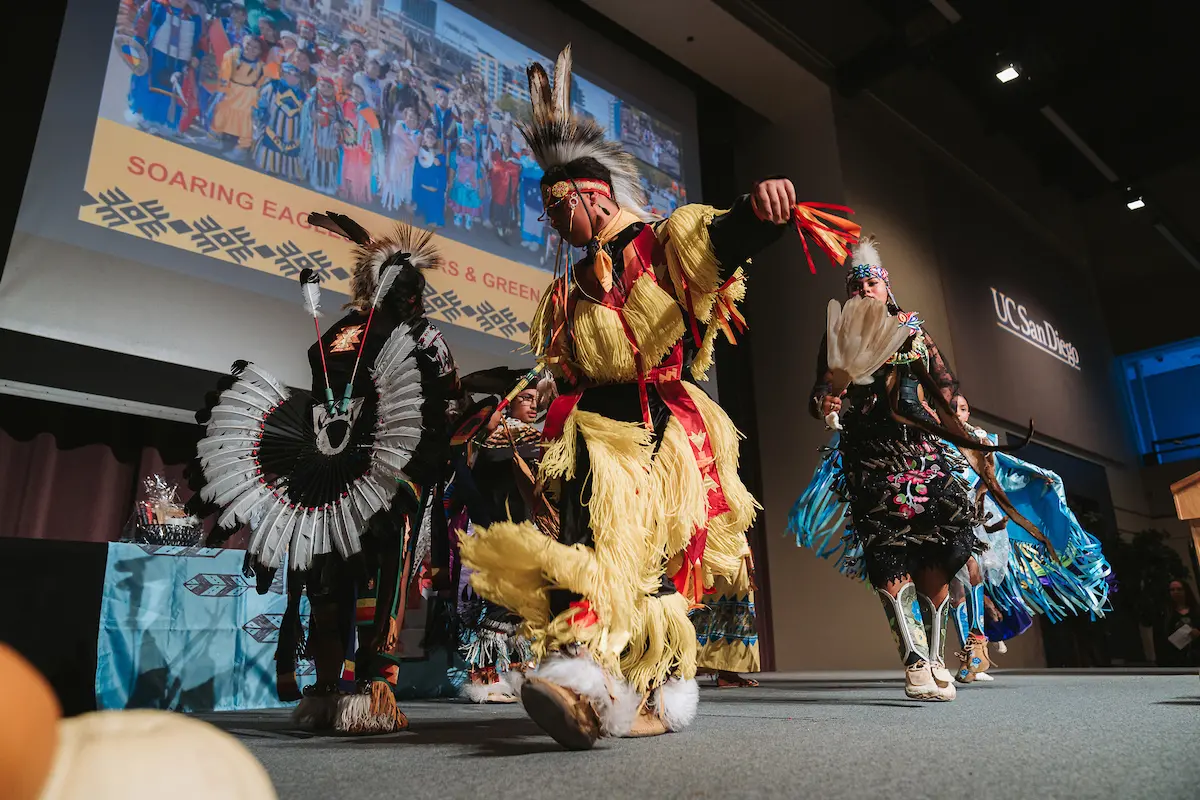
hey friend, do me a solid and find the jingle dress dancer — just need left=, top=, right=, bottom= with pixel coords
left=457, top=45, right=850, bottom=749
left=187, top=212, right=463, bottom=734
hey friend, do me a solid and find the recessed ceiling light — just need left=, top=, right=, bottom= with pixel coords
left=996, top=65, right=1020, bottom=83
left=1127, top=197, right=1146, bottom=211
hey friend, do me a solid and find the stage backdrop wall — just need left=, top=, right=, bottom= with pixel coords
left=928, top=159, right=1127, bottom=464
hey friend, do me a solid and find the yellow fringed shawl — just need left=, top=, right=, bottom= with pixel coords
left=527, top=203, right=751, bottom=384
left=657, top=204, right=751, bottom=381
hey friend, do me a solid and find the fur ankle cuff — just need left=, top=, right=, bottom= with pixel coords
left=524, top=655, right=640, bottom=737
left=656, top=678, right=699, bottom=731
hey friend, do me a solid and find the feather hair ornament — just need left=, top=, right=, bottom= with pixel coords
left=299, top=268, right=322, bottom=318
left=823, top=295, right=910, bottom=430
left=516, top=45, right=650, bottom=218
left=300, top=268, right=334, bottom=408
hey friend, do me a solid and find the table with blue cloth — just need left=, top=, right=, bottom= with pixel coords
left=96, top=542, right=310, bottom=712
left=0, top=538, right=463, bottom=715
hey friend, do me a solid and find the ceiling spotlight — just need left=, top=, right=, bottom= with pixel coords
left=1127, top=197, right=1146, bottom=211
left=996, top=64, right=1020, bottom=83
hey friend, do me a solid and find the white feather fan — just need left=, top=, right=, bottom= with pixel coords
left=823, top=296, right=911, bottom=430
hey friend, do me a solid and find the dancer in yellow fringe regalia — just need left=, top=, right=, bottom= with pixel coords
left=457, top=45, right=859, bottom=750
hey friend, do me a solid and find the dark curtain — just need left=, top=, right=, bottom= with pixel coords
left=0, top=394, right=242, bottom=546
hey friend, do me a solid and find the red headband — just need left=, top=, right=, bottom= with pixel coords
left=542, top=178, right=612, bottom=205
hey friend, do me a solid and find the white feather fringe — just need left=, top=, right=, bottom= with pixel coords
left=333, top=694, right=402, bottom=735
left=460, top=674, right=517, bottom=703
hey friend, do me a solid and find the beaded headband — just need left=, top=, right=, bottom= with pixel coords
left=846, top=262, right=889, bottom=288
left=541, top=178, right=613, bottom=206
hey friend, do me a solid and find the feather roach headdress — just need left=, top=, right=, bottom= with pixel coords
left=517, top=45, right=649, bottom=218
left=307, top=211, right=441, bottom=309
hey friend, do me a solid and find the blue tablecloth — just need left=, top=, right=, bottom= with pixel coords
left=96, top=543, right=465, bottom=712
left=96, top=543, right=310, bottom=712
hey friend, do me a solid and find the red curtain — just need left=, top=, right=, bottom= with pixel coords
left=0, top=395, right=242, bottom=545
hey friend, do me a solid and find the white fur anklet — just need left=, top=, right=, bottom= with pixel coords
left=522, top=655, right=641, bottom=737
left=656, top=678, right=700, bottom=731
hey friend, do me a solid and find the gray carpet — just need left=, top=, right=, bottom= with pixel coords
left=203, top=671, right=1200, bottom=800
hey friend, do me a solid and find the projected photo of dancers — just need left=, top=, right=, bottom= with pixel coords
left=98, top=0, right=688, bottom=272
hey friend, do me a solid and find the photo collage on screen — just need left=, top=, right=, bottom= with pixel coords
left=101, top=0, right=689, bottom=274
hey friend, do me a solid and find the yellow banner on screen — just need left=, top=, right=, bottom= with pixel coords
left=79, top=119, right=551, bottom=344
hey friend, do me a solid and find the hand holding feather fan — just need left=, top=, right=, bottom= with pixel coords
left=823, top=296, right=911, bottom=430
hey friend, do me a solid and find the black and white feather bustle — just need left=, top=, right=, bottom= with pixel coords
left=518, top=45, right=648, bottom=217
left=196, top=324, right=428, bottom=571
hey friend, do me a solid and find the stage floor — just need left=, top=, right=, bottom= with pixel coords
left=202, top=671, right=1200, bottom=800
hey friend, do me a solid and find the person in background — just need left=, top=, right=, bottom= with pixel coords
left=290, top=48, right=314, bottom=93
left=517, top=148, right=545, bottom=253
left=300, top=74, right=345, bottom=196
left=244, top=0, right=290, bottom=34
left=264, top=29, right=297, bottom=79
left=448, top=138, right=483, bottom=230
left=336, top=63, right=356, bottom=107
left=222, top=2, right=253, bottom=49
left=345, top=37, right=367, bottom=72
left=209, top=35, right=266, bottom=160
left=412, top=128, right=448, bottom=228
left=296, top=17, right=319, bottom=58
left=126, top=0, right=205, bottom=136
left=355, top=52, right=388, bottom=112
left=471, top=104, right=493, bottom=228
left=488, top=130, right=521, bottom=244
left=253, top=62, right=307, bottom=181
left=317, top=45, right=341, bottom=83
left=256, top=17, right=278, bottom=52
left=430, top=84, right=456, bottom=155
left=388, top=68, right=421, bottom=128
left=381, top=106, right=421, bottom=212
left=1155, top=579, right=1200, bottom=667
left=446, top=384, right=546, bottom=704
left=340, top=83, right=380, bottom=204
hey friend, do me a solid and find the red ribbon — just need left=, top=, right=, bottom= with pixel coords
left=791, top=202, right=861, bottom=275
left=569, top=600, right=599, bottom=627
left=672, top=526, right=711, bottom=606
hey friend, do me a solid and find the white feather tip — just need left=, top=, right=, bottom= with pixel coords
left=849, top=237, right=881, bottom=269
left=301, top=280, right=321, bottom=318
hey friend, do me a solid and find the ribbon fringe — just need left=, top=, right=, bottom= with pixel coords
left=792, top=203, right=861, bottom=274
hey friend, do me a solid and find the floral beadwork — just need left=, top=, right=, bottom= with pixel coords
left=896, top=310, right=924, bottom=333
left=887, top=456, right=944, bottom=519
left=886, top=328, right=930, bottom=365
